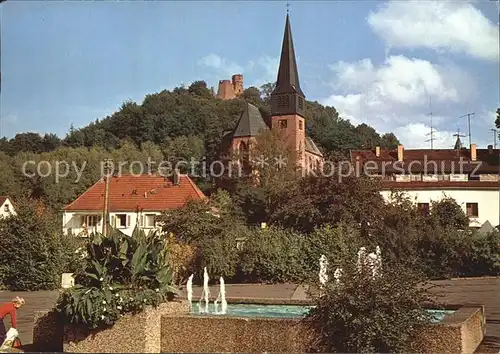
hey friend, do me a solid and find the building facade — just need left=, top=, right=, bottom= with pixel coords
left=351, top=144, right=500, bottom=228
left=62, top=174, right=206, bottom=237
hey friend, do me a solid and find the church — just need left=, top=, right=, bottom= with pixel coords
left=221, top=14, right=324, bottom=171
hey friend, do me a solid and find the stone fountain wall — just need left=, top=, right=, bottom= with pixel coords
left=160, top=305, right=485, bottom=353
left=33, top=301, right=189, bottom=353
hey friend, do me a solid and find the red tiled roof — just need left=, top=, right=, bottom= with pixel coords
left=381, top=181, right=500, bottom=190
left=0, top=196, right=8, bottom=205
left=63, top=174, right=206, bottom=212
left=351, top=148, right=500, bottom=173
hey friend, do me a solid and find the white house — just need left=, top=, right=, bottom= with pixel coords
left=351, top=143, right=500, bottom=228
left=0, top=196, right=16, bottom=219
left=62, top=173, right=206, bottom=237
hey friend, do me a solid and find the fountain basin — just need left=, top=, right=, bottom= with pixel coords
left=162, top=301, right=485, bottom=353
left=191, top=302, right=455, bottom=322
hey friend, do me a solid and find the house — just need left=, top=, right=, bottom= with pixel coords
left=221, top=14, right=324, bottom=171
left=351, top=143, right=500, bottom=228
left=0, top=196, right=16, bottom=218
left=62, top=173, right=206, bottom=237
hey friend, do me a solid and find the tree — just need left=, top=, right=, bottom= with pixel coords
left=380, top=132, right=400, bottom=149
left=241, top=87, right=262, bottom=105
left=0, top=198, right=77, bottom=290
left=430, top=197, right=469, bottom=230
left=260, top=82, right=276, bottom=105
left=355, top=123, right=381, bottom=149
left=306, top=262, right=436, bottom=352
left=495, top=108, right=500, bottom=129
left=188, top=80, right=212, bottom=98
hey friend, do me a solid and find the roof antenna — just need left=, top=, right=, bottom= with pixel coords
left=425, top=95, right=436, bottom=149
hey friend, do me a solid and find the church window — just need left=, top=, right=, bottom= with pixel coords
left=299, top=121, right=303, bottom=130
left=278, top=119, right=287, bottom=129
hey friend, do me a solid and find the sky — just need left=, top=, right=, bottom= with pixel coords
left=1, top=0, right=499, bottom=149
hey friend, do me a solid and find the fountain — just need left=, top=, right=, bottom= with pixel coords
left=186, top=274, right=194, bottom=311
left=197, top=267, right=210, bottom=313
left=213, top=277, right=227, bottom=314
left=319, top=255, right=328, bottom=288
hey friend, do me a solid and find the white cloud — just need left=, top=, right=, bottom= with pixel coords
left=197, top=53, right=244, bottom=78
left=368, top=0, right=499, bottom=61
left=197, top=53, right=279, bottom=89
left=322, top=55, right=477, bottom=148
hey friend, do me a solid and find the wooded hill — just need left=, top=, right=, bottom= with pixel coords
left=0, top=81, right=400, bottom=210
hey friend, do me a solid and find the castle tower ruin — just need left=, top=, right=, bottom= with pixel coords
left=216, top=74, right=244, bottom=100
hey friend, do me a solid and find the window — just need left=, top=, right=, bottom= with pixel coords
left=278, top=119, right=287, bottom=129
left=3, top=204, right=9, bottom=212
left=116, top=214, right=129, bottom=228
left=466, top=203, right=478, bottom=217
left=417, top=203, right=430, bottom=216
left=298, top=96, right=304, bottom=109
left=299, top=121, right=303, bottom=130
left=86, top=215, right=99, bottom=227
left=143, top=214, right=156, bottom=228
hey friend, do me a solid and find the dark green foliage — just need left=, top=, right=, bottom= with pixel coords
left=0, top=198, right=78, bottom=290
left=306, top=262, right=436, bottom=353
left=56, top=227, right=177, bottom=329
left=239, top=227, right=308, bottom=283
left=430, top=197, right=469, bottom=230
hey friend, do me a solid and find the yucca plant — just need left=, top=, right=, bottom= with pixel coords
left=56, top=226, right=177, bottom=329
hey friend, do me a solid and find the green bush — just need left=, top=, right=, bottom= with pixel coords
left=0, top=198, right=77, bottom=290
left=239, top=227, right=309, bottom=283
left=56, top=227, right=177, bottom=329
left=306, top=261, right=436, bottom=353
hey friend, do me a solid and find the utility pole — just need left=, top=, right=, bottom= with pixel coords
left=458, top=112, right=474, bottom=146
left=492, top=129, right=498, bottom=149
left=102, top=158, right=112, bottom=235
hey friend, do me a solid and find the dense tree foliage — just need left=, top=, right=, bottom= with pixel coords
left=0, top=80, right=400, bottom=211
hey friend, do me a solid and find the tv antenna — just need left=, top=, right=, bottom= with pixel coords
left=491, top=128, right=497, bottom=149
left=458, top=112, right=474, bottom=146
left=425, top=96, right=436, bottom=149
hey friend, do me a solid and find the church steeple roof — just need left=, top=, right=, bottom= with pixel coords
left=272, top=14, right=304, bottom=97
left=454, top=136, right=463, bottom=150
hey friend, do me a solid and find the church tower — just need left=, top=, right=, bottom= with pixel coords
left=270, top=14, right=306, bottom=165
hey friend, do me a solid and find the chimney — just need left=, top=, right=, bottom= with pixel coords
left=375, top=146, right=381, bottom=157
left=470, top=144, right=477, bottom=161
left=488, top=144, right=493, bottom=154
left=397, top=145, right=404, bottom=161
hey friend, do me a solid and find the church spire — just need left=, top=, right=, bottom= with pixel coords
left=271, top=13, right=305, bottom=117
left=273, top=14, right=304, bottom=97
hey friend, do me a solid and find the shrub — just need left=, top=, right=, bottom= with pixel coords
left=239, top=227, right=308, bottom=283
left=55, top=227, right=177, bottom=329
left=302, top=224, right=362, bottom=281
left=306, top=261, right=436, bottom=353
left=0, top=198, right=77, bottom=290
left=164, top=232, right=197, bottom=284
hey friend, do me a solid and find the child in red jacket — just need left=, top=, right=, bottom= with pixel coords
left=0, top=297, right=25, bottom=343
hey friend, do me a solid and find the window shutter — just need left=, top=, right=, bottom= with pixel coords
left=127, top=215, right=131, bottom=227
left=140, top=215, right=144, bottom=227
left=111, top=215, right=116, bottom=227
left=80, top=215, right=85, bottom=225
